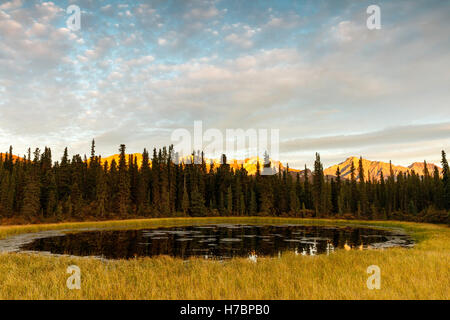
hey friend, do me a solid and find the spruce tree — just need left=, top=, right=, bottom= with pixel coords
left=137, top=148, right=150, bottom=215
left=312, top=153, right=324, bottom=217
left=249, top=188, right=257, bottom=215
left=117, top=144, right=130, bottom=216
left=181, top=177, right=189, bottom=215
left=350, top=161, right=358, bottom=214
left=303, top=165, right=312, bottom=209
left=441, top=150, right=449, bottom=210
left=189, top=187, right=206, bottom=217
left=0, top=143, right=448, bottom=224
left=22, top=174, right=40, bottom=217
left=358, top=156, right=368, bottom=217
left=289, top=186, right=300, bottom=215
left=96, top=168, right=108, bottom=217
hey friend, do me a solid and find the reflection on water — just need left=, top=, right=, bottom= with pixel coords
left=20, top=224, right=413, bottom=260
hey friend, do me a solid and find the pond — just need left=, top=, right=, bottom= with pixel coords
left=14, top=223, right=414, bottom=260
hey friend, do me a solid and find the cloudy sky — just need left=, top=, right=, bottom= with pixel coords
left=0, top=0, right=449, bottom=168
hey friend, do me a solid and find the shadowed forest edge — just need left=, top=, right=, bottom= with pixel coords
left=0, top=141, right=449, bottom=225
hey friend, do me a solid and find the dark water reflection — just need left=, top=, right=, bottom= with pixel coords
left=21, top=224, right=413, bottom=260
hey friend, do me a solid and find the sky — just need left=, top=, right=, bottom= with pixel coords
left=0, top=0, right=449, bottom=168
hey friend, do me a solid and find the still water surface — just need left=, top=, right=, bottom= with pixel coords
left=20, top=224, right=413, bottom=260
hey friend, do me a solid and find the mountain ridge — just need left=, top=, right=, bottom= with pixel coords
left=99, top=154, right=441, bottom=180
left=323, top=156, right=441, bottom=181
left=2, top=152, right=441, bottom=180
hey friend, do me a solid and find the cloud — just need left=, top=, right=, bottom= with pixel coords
left=184, top=7, right=219, bottom=20
left=0, top=18, right=22, bottom=34
left=26, top=21, right=48, bottom=37
left=265, top=12, right=301, bottom=29
left=280, top=123, right=450, bottom=152
left=331, top=21, right=356, bottom=42
left=158, top=37, right=167, bottom=46
left=0, top=0, right=448, bottom=167
left=224, top=25, right=261, bottom=49
left=0, top=0, right=22, bottom=11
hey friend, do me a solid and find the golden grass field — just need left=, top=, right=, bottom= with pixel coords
left=0, top=217, right=448, bottom=300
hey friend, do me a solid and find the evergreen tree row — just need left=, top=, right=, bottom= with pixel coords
left=0, top=142, right=448, bottom=224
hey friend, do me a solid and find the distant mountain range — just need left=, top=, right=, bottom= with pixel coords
left=100, top=154, right=298, bottom=176
left=100, top=154, right=441, bottom=181
left=2, top=151, right=441, bottom=181
left=323, top=156, right=441, bottom=181
left=0, top=153, right=22, bottom=162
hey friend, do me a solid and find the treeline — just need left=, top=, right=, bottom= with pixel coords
left=0, top=141, right=449, bottom=224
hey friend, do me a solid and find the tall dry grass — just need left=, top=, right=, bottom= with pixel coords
left=0, top=217, right=448, bottom=299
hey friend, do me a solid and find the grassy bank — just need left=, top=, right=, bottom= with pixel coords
left=0, top=217, right=448, bottom=299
